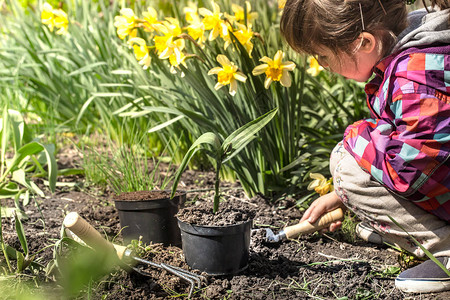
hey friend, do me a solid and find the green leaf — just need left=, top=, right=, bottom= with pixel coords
left=171, top=132, right=221, bottom=198
left=5, top=245, right=18, bottom=260
left=388, top=215, right=450, bottom=277
left=76, top=95, right=96, bottom=127
left=148, top=115, right=185, bottom=133
left=222, top=108, right=278, bottom=163
left=6, top=109, right=25, bottom=152
left=12, top=169, right=40, bottom=196
left=40, top=143, right=58, bottom=193
left=279, top=152, right=312, bottom=172
left=14, top=211, right=28, bottom=256
left=16, top=251, right=24, bottom=272
left=2, top=141, right=57, bottom=193
left=0, top=207, right=25, bottom=219
left=68, top=62, right=107, bottom=76
left=57, top=168, right=85, bottom=176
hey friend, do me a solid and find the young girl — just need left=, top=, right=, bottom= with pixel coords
left=280, top=0, right=450, bottom=294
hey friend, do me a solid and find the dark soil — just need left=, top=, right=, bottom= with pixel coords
left=176, top=197, right=257, bottom=226
left=115, top=190, right=183, bottom=201
left=2, top=149, right=449, bottom=300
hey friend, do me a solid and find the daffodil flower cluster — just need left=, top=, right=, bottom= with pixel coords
left=307, top=173, right=334, bottom=196
left=113, top=0, right=296, bottom=96
left=41, top=2, right=69, bottom=35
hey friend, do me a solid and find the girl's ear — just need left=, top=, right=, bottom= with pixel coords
left=358, top=32, right=377, bottom=54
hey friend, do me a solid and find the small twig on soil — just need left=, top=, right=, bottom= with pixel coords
left=322, top=233, right=339, bottom=243
left=314, top=252, right=370, bottom=267
left=317, top=252, right=363, bottom=261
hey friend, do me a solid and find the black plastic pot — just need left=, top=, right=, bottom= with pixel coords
left=177, top=219, right=252, bottom=275
left=114, top=191, right=185, bottom=246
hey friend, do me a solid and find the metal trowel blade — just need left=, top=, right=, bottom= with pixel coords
left=265, top=228, right=286, bottom=243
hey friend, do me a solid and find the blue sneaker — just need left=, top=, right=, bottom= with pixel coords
left=395, top=257, right=450, bottom=293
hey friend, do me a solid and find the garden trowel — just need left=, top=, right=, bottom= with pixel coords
left=265, top=208, right=344, bottom=243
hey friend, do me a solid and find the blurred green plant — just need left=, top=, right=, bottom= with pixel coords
left=49, top=233, right=118, bottom=298
left=0, top=106, right=57, bottom=208
left=0, top=106, right=57, bottom=282
left=171, top=108, right=277, bottom=213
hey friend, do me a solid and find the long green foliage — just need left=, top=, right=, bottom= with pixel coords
left=82, top=124, right=177, bottom=194
left=112, top=0, right=368, bottom=198
left=0, top=0, right=157, bottom=142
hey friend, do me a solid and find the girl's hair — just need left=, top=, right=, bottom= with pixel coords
left=427, top=0, right=450, bottom=10
left=280, top=0, right=450, bottom=58
left=280, top=0, right=409, bottom=57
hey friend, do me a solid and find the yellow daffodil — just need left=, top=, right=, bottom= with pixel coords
left=169, top=51, right=187, bottom=76
left=52, top=9, right=69, bottom=35
left=184, top=3, right=206, bottom=47
left=184, top=2, right=200, bottom=24
left=186, top=22, right=207, bottom=47
left=220, top=22, right=234, bottom=47
left=199, top=1, right=228, bottom=41
left=252, top=50, right=296, bottom=89
left=307, top=57, right=324, bottom=77
left=278, top=0, right=287, bottom=9
left=128, top=37, right=151, bottom=69
left=41, top=3, right=54, bottom=30
left=232, top=24, right=254, bottom=57
left=142, top=7, right=159, bottom=32
left=208, top=55, right=247, bottom=96
left=307, top=173, right=334, bottom=196
left=153, top=18, right=185, bottom=60
left=114, top=8, right=137, bottom=40
left=41, top=3, right=68, bottom=35
left=227, top=1, right=258, bottom=25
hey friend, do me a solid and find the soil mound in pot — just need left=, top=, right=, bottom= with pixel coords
left=115, top=190, right=179, bottom=201
left=176, top=197, right=257, bottom=226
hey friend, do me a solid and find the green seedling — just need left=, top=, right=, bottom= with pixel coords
left=171, top=108, right=278, bottom=213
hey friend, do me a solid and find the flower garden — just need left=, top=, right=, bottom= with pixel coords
left=0, top=0, right=447, bottom=299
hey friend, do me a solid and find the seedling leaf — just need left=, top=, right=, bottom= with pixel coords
left=388, top=215, right=450, bottom=276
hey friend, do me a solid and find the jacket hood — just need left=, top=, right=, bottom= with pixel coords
left=394, top=8, right=450, bottom=52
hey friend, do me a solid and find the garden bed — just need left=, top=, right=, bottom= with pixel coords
left=2, top=151, right=449, bottom=300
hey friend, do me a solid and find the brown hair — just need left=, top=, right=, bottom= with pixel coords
left=280, top=0, right=409, bottom=57
left=427, top=0, right=450, bottom=10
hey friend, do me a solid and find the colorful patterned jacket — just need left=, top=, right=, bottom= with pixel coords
left=343, top=45, right=450, bottom=222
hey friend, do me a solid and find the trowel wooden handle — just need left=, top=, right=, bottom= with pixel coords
left=63, top=212, right=128, bottom=260
left=283, top=208, right=344, bottom=239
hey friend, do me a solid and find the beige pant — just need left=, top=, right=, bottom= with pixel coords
left=330, top=142, right=450, bottom=258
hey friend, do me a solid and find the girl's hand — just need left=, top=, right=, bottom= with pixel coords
left=300, top=191, right=346, bottom=233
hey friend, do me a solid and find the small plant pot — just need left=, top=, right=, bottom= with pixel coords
left=114, top=191, right=185, bottom=246
left=177, top=218, right=252, bottom=275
